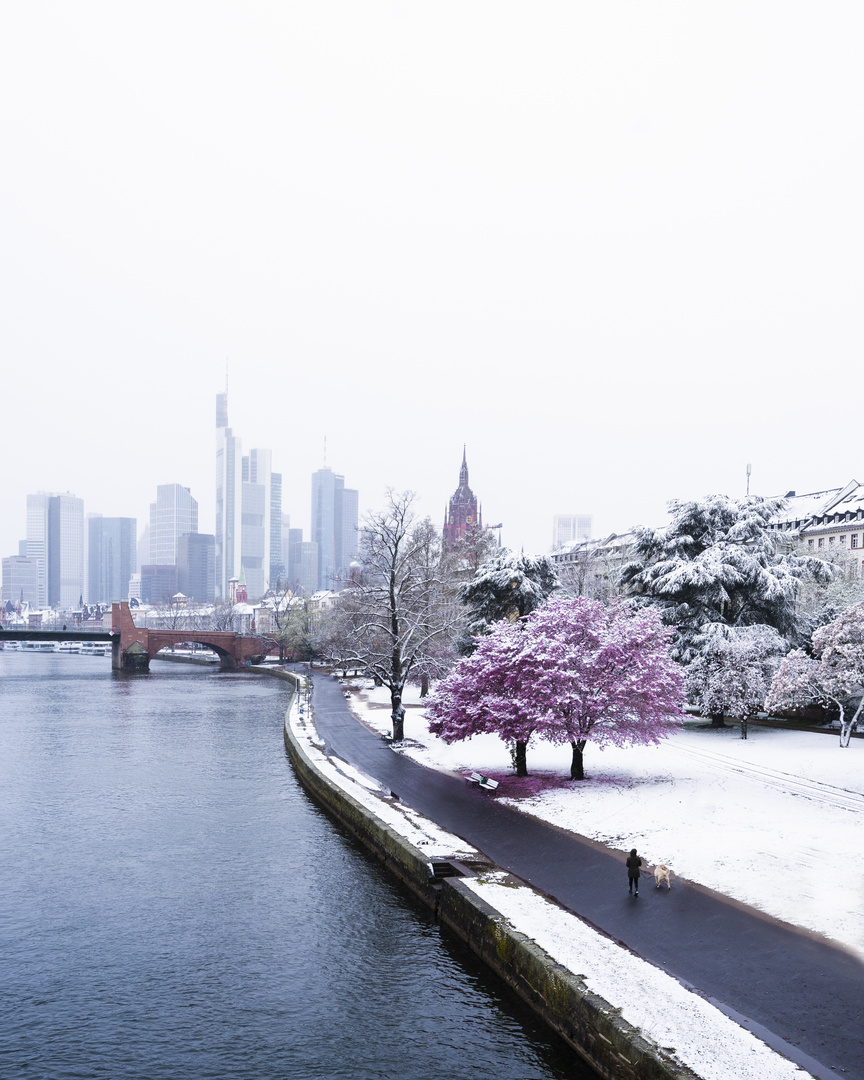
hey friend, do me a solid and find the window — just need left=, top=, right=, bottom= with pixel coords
left=829, top=536, right=835, bottom=546
left=841, top=535, right=847, bottom=546
left=818, top=538, right=825, bottom=549
left=853, top=535, right=860, bottom=549
left=808, top=539, right=814, bottom=549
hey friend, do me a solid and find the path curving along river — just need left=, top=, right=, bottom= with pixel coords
left=0, top=651, right=597, bottom=1080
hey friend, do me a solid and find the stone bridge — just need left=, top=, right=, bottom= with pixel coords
left=112, top=602, right=275, bottom=672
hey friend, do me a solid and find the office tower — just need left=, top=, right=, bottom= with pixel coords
left=269, top=471, right=283, bottom=588
left=88, top=517, right=137, bottom=605
left=2, top=556, right=39, bottom=606
left=48, top=493, right=84, bottom=609
left=26, top=492, right=84, bottom=610
left=443, top=447, right=482, bottom=550
left=177, top=533, right=215, bottom=603
left=552, top=514, right=592, bottom=549
left=215, top=392, right=281, bottom=601
left=139, top=564, right=178, bottom=605
left=291, top=540, right=319, bottom=596
left=311, top=467, right=359, bottom=591
left=216, top=391, right=243, bottom=599
left=150, top=484, right=198, bottom=565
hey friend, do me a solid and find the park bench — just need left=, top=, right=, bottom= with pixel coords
left=465, top=771, right=498, bottom=794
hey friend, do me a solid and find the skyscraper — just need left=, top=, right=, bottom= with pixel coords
left=149, top=484, right=198, bottom=565
left=215, top=391, right=281, bottom=601
left=215, top=391, right=243, bottom=599
left=177, top=533, right=215, bottom=603
left=552, top=514, right=592, bottom=549
left=443, top=447, right=482, bottom=550
left=27, top=492, right=84, bottom=610
left=311, top=467, right=358, bottom=591
left=88, top=517, right=137, bottom=604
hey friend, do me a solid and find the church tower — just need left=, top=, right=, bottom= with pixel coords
left=443, top=447, right=482, bottom=550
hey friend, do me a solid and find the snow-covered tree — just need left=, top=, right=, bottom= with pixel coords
left=457, top=549, right=559, bottom=654
left=620, top=494, right=833, bottom=663
left=427, top=596, right=685, bottom=779
left=685, top=625, right=785, bottom=737
left=767, top=602, right=864, bottom=746
left=330, top=491, right=456, bottom=741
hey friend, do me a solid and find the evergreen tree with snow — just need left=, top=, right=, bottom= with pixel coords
left=457, top=549, right=559, bottom=654
left=619, top=494, right=832, bottom=664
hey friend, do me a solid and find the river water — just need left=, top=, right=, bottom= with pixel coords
left=0, top=652, right=596, bottom=1080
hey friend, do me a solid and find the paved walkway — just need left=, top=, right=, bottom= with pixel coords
left=304, top=671, right=863, bottom=1080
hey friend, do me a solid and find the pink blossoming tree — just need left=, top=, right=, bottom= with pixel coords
left=426, top=596, right=686, bottom=780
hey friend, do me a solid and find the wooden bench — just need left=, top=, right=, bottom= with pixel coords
left=465, top=771, right=483, bottom=786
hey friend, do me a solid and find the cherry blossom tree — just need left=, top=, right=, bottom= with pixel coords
left=427, top=596, right=685, bottom=779
left=767, top=602, right=864, bottom=747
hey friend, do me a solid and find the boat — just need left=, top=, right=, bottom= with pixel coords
left=57, top=642, right=80, bottom=653
left=21, top=641, right=56, bottom=652
left=80, top=642, right=110, bottom=656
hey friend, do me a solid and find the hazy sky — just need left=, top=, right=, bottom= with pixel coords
left=2, top=3, right=862, bottom=561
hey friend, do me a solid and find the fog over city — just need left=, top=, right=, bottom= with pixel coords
left=2, top=3, right=862, bottom=563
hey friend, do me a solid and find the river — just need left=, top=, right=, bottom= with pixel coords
left=0, top=652, right=596, bottom=1079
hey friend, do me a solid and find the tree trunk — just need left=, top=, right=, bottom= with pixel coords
left=840, top=699, right=863, bottom=748
left=709, top=712, right=726, bottom=728
left=390, top=685, right=405, bottom=742
left=570, top=740, right=587, bottom=781
left=740, top=715, right=748, bottom=740
left=420, top=673, right=429, bottom=698
left=514, top=740, right=528, bottom=777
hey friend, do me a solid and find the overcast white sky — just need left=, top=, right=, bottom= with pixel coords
left=2, top=2, right=862, bottom=561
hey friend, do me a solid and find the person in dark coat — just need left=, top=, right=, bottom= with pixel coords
left=626, top=849, right=642, bottom=896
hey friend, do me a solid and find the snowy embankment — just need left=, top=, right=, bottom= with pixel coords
left=301, top=682, right=826, bottom=1080
left=344, top=680, right=863, bottom=960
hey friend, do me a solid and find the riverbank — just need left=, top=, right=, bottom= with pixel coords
left=279, top=669, right=815, bottom=1080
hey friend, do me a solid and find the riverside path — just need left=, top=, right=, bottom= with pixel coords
left=303, top=669, right=863, bottom=1080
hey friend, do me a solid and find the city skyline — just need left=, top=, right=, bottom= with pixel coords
left=2, top=5, right=861, bottom=586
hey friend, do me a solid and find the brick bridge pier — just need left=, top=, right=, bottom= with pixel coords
left=111, top=602, right=274, bottom=672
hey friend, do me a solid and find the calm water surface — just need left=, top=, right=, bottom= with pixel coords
left=0, top=653, right=596, bottom=1079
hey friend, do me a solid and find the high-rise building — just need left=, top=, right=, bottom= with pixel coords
left=552, top=514, right=592, bottom=549
left=311, top=467, right=358, bottom=591
left=26, top=493, right=50, bottom=607
left=139, top=564, right=178, bottom=605
left=2, top=556, right=39, bottom=606
left=88, top=517, right=137, bottom=604
left=443, top=447, right=482, bottom=550
left=26, top=492, right=84, bottom=610
left=177, top=533, right=215, bottom=603
left=149, top=484, right=198, bottom=565
left=215, top=392, right=281, bottom=601
left=216, top=391, right=243, bottom=599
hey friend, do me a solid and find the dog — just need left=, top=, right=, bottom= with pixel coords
left=653, top=864, right=673, bottom=890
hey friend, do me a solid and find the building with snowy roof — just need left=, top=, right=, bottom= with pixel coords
left=768, top=480, right=864, bottom=573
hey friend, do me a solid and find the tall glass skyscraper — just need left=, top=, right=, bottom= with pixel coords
left=311, top=467, right=358, bottom=591
left=215, top=392, right=281, bottom=601
left=149, top=484, right=198, bottom=565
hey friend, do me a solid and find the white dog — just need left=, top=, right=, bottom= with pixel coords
left=653, top=864, right=673, bottom=890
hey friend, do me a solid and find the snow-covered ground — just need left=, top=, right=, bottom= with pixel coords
left=294, top=684, right=823, bottom=1080
left=342, top=679, right=864, bottom=960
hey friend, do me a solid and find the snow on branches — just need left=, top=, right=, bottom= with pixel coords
left=685, top=624, right=785, bottom=737
left=427, top=596, right=685, bottom=779
left=620, top=494, right=833, bottom=663
left=767, top=601, right=864, bottom=746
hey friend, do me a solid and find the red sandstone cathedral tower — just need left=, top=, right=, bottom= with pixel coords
left=443, top=447, right=482, bottom=550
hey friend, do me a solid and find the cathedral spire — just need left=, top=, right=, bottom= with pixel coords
left=459, top=445, right=469, bottom=488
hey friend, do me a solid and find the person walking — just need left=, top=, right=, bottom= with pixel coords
left=626, top=848, right=642, bottom=896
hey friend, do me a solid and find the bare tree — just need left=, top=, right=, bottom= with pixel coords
left=328, top=490, right=456, bottom=741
